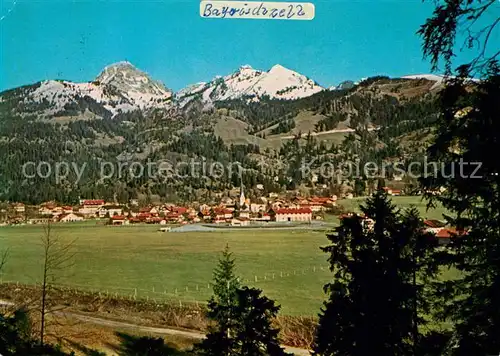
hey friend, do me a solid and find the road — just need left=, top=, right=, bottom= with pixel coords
left=280, top=127, right=378, bottom=139
left=0, top=299, right=311, bottom=355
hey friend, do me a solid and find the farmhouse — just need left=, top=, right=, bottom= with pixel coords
left=382, top=187, right=402, bottom=196
left=58, top=213, right=84, bottom=223
left=139, top=206, right=159, bottom=216
left=424, top=219, right=446, bottom=234
left=79, top=200, right=105, bottom=216
left=436, top=228, right=467, bottom=245
left=165, top=211, right=183, bottom=223
left=110, top=215, right=129, bottom=225
left=215, top=208, right=233, bottom=221
left=274, top=208, right=312, bottom=222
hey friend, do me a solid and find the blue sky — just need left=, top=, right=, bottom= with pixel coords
left=0, top=0, right=497, bottom=92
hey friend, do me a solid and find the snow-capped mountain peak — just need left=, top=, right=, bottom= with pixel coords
left=176, top=64, right=324, bottom=106
left=12, top=62, right=174, bottom=119
left=95, top=61, right=172, bottom=106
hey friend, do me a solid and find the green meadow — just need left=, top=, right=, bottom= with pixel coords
left=0, top=196, right=449, bottom=316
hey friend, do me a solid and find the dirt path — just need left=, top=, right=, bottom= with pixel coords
left=0, top=299, right=311, bottom=355
left=279, top=127, right=378, bottom=139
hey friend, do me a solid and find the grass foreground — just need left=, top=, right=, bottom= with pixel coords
left=0, top=196, right=449, bottom=316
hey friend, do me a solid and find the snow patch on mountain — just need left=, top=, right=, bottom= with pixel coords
left=23, top=62, right=173, bottom=117
left=176, top=64, right=324, bottom=106
left=96, top=61, right=173, bottom=109
left=401, top=74, right=480, bottom=90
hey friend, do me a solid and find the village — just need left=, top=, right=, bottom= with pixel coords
left=1, top=185, right=339, bottom=227
left=0, top=185, right=460, bottom=243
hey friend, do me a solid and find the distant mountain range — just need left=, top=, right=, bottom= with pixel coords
left=0, top=62, right=446, bottom=204
left=0, top=61, right=446, bottom=120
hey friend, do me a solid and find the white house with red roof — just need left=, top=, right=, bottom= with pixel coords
left=436, top=227, right=468, bottom=245
left=274, top=208, right=312, bottom=222
left=79, top=200, right=105, bottom=216
left=58, top=213, right=84, bottom=223
left=382, top=187, right=402, bottom=196
left=423, top=219, right=446, bottom=234
left=109, top=215, right=129, bottom=225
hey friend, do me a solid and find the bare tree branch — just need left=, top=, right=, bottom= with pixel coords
left=419, top=0, right=500, bottom=77
left=38, top=220, right=77, bottom=346
left=0, top=248, right=9, bottom=273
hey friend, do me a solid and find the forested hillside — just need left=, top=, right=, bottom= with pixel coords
left=0, top=74, right=441, bottom=204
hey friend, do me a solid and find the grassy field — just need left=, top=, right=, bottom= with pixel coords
left=0, top=224, right=334, bottom=316
left=337, top=196, right=450, bottom=221
left=0, top=196, right=448, bottom=317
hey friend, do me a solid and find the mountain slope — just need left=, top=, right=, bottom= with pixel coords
left=0, top=62, right=173, bottom=120
left=0, top=71, right=443, bottom=204
left=176, top=64, right=324, bottom=107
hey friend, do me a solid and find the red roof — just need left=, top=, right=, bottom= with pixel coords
left=424, top=220, right=445, bottom=228
left=170, top=207, right=187, bottom=214
left=310, top=197, right=332, bottom=203
left=139, top=207, right=154, bottom=213
left=215, top=208, right=232, bottom=215
left=83, top=200, right=104, bottom=206
left=276, top=208, right=312, bottom=214
left=111, top=215, right=126, bottom=220
left=436, top=228, right=467, bottom=238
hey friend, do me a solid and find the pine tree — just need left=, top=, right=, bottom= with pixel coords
left=421, top=73, right=500, bottom=355
left=211, top=244, right=240, bottom=308
left=232, top=287, right=289, bottom=356
left=314, top=191, right=439, bottom=355
left=419, top=1, right=500, bottom=353
left=195, top=246, right=289, bottom=356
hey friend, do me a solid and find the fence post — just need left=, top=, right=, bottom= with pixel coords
left=254, top=275, right=258, bottom=282
left=134, top=288, right=137, bottom=298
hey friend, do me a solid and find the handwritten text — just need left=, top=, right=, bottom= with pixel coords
left=200, top=1, right=315, bottom=20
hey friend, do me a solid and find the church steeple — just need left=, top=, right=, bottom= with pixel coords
left=239, top=181, right=245, bottom=208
